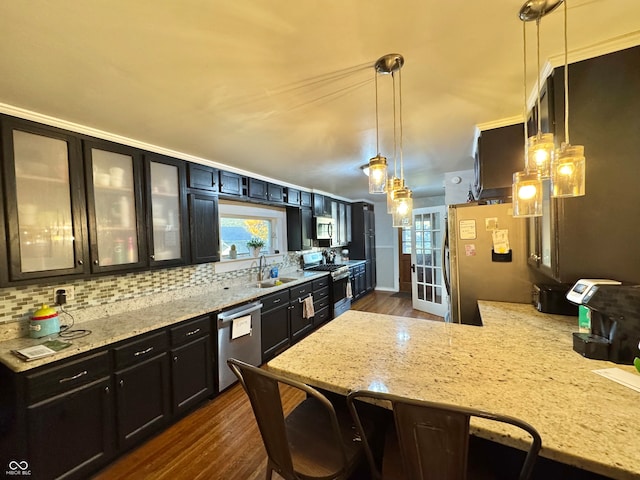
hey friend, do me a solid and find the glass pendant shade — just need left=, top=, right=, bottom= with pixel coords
left=551, top=144, right=585, bottom=197
left=392, top=187, right=413, bottom=227
left=526, top=133, right=554, bottom=177
left=512, top=171, right=543, bottom=217
left=368, top=155, right=388, bottom=194
left=386, top=177, right=403, bottom=213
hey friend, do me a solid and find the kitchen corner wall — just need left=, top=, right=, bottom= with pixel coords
left=0, top=252, right=301, bottom=341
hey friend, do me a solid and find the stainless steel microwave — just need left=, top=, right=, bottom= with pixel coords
left=315, top=216, right=334, bottom=240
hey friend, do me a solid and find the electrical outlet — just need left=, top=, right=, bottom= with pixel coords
left=52, top=285, right=75, bottom=305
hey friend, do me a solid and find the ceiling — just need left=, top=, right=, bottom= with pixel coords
left=1, top=1, right=638, bottom=202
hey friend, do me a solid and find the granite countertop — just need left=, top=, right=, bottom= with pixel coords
left=267, top=301, right=640, bottom=480
left=0, top=270, right=328, bottom=373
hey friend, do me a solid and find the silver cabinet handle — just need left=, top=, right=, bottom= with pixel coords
left=134, top=346, right=154, bottom=357
left=273, top=298, right=281, bottom=304
left=59, top=370, right=87, bottom=383
left=119, top=379, right=124, bottom=387
left=186, top=328, right=201, bottom=336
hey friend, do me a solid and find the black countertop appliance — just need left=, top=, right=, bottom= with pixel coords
left=573, top=285, right=640, bottom=364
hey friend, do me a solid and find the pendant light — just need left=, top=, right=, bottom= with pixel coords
left=551, top=0, right=586, bottom=198
left=368, top=69, right=388, bottom=193
left=513, top=16, right=543, bottom=217
left=525, top=14, right=556, bottom=177
left=386, top=55, right=412, bottom=228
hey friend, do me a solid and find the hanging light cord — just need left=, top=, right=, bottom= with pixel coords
left=374, top=70, right=380, bottom=156
left=392, top=69, right=398, bottom=178
left=563, top=0, right=570, bottom=146
left=398, top=57, right=404, bottom=182
left=523, top=21, right=529, bottom=152
left=535, top=17, right=542, bottom=136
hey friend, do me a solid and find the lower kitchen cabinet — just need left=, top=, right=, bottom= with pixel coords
left=170, top=316, right=213, bottom=415
left=0, top=315, right=215, bottom=479
left=114, top=340, right=170, bottom=451
left=24, top=352, right=114, bottom=480
left=261, top=280, right=328, bottom=362
left=350, top=263, right=366, bottom=300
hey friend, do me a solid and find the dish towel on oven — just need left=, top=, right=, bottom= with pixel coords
left=346, top=281, right=353, bottom=299
left=303, top=295, right=315, bottom=319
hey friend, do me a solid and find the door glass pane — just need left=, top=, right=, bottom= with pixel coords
left=14, top=130, right=75, bottom=272
left=150, top=162, right=181, bottom=261
left=92, top=149, right=138, bottom=266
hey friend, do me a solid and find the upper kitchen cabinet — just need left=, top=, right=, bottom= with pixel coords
left=188, top=191, right=220, bottom=264
left=300, top=191, right=312, bottom=208
left=473, top=123, right=524, bottom=201
left=144, top=154, right=189, bottom=267
left=187, top=163, right=218, bottom=192
left=218, top=170, right=246, bottom=197
left=312, top=193, right=332, bottom=217
left=330, top=200, right=351, bottom=247
left=285, top=187, right=300, bottom=206
left=84, top=139, right=148, bottom=273
left=0, top=117, right=89, bottom=283
left=528, top=46, right=640, bottom=284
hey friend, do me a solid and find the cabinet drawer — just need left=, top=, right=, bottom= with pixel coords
left=313, top=295, right=330, bottom=311
left=290, top=282, right=312, bottom=300
left=26, top=350, right=110, bottom=404
left=261, top=290, right=290, bottom=312
left=312, top=276, right=330, bottom=291
left=313, top=306, right=331, bottom=327
left=170, top=315, right=211, bottom=346
left=114, top=331, right=169, bottom=369
left=314, top=286, right=329, bottom=300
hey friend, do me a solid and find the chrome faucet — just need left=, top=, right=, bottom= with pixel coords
left=258, top=255, right=267, bottom=282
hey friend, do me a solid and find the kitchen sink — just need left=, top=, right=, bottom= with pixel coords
left=251, top=277, right=297, bottom=289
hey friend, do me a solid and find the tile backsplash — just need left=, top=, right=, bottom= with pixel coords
left=0, top=252, right=302, bottom=341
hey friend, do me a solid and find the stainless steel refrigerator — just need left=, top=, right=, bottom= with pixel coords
left=444, top=202, right=533, bottom=325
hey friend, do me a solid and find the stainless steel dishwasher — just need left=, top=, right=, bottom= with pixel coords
left=217, top=301, right=262, bottom=391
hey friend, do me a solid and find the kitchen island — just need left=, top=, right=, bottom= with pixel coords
left=267, top=301, right=640, bottom=480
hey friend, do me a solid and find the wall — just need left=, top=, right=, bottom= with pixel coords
left=373, top=195, right=445, bottom=292
left=0, top=253, right=301, bottom=342
left=444, top=169, right=475, bottom=205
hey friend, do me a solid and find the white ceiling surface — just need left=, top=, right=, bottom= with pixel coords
left=1, top=1, right=639, bottom=201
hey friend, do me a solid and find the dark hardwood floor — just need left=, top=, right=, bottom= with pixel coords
left=91, top=290, right=436, bottom=480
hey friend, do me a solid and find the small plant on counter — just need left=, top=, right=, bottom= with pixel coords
left=246, top=238, right=265, bottom=249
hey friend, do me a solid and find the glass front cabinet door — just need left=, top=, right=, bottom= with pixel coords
left=144, top=154, right=189, bottom=267
left=84, top=140, right=147, bottom=273
left=0, top=118, right=89, bottom=282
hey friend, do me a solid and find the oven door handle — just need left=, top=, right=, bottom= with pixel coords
left=332, top=271, right=350, bottom=281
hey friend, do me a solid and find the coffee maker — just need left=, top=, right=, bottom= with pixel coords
left=569, top=282, right=640, bottom=364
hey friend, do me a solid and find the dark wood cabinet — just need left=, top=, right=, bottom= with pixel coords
left=144, top=153, right=190, bottom=268
left=169, top=316, right=213, bottom=415
left=286, top=187, right=301, bottom=205
left=27, top=377, right=114, bottom=480
left=248, top=177, right=268, bottom=200
left=267, top=183, right=284, bottom=203
left=84, top=138, right=148, bottom=274
left=350, top=263, right=366, bottom=300
left=312, top=193, right=332, bottom=216
left=528, top=46, right=640, bottom=284
left=188, top=192, right=220, bottom=263
left=351, top=203, right=376, bottom=294
left=261, top=281, right=317, bottom=362
left=286, top=206, right=313, bottom=251
left=300, top=191, right=312, bottom=207
left=113, top=332, right=170, bottom=451
left=23, top=351, right=114, bottom=480
left=219, top=170, right=245, bottom=196
left=187, top=163, right=218, bottom=192
left=473, top=123, right=524, bottom=201
left=0, top=117, right=90, bottom=284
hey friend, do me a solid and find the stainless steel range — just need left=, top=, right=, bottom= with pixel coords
left=302, top=252, right=351, bottom=318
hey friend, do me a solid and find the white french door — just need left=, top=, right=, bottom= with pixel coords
left=411, top=206, right=448, bottom=317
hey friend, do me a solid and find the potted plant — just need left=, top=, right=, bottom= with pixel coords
left=229, top=244, right=237, bottom=259
left=246, top=237, right=265, bottom=257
